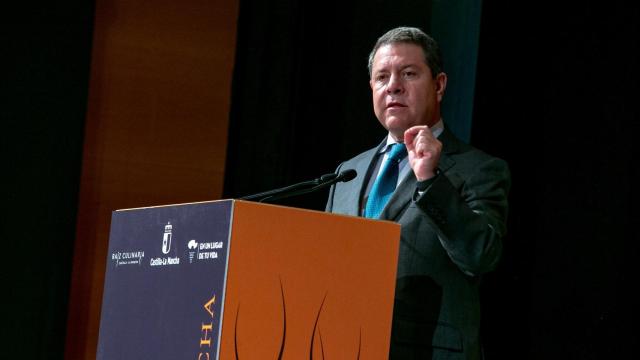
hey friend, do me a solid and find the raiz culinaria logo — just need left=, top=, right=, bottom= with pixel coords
left=111, top=249, right=145, bottom=267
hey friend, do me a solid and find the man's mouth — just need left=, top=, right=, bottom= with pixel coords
left=387, top=102, right=406, bottom=109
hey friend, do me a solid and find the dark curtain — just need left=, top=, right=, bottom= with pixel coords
left=473, top=2, right=637, bottom=358
left=2, top=3, right=94, bottom=359
left=227, top=0, right=638, bottom=358
left=223, top=0, right=436, bottom=210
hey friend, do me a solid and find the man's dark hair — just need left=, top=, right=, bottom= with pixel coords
left=367, top=26, right=444, bottom=78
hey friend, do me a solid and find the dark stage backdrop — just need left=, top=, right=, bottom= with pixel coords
left=2, top=1, right=636, bottom=359
left=224, top=1, right=637, bottom=359
left=4, top=1, right=239, bottom=359
left=2, top=3, right=94, bottom=359
left=473, top=2, right=637, bottom=359
left=223, top=0, right=482, bottom=210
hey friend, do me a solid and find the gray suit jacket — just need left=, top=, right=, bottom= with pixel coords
left=326, top=128, right=510, bottom=360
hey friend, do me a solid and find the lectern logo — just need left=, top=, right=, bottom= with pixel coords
left=149, top=221, right=180, bottom=267
left=111, top=250, right=145, bottom=267
left=184, top=238, right=224, bottom=264
left=187, top=239, right=198, bottom=264
left=162, top=222, right=173, bottom=254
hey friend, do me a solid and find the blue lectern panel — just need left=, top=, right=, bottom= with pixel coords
left=97, top=200, right=233, bottom=360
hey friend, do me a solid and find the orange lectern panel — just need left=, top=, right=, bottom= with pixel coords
left=220, top=200, right=400, bottom=359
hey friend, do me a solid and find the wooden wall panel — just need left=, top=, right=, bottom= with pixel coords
left=65, top=0, right=239, bottom=358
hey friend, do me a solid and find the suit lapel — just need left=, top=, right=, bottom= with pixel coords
left=379, top=127, right=460, bottom=221
left=436, top=127, right=459, bottom=173
left=379, top=171, right=416, bottom=221
left=341, top=142, right=384, bottom=216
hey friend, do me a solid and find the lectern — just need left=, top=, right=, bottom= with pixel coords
left=97, top=199, right=400, bottom=359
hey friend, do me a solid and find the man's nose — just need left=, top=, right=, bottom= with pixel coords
left=386, top=74, right=404, bottom=94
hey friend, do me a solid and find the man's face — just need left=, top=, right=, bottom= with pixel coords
left=370, top=43, right=447, bottom=141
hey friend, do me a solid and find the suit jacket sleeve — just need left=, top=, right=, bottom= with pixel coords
left=414, top=156, right=511, bottom=276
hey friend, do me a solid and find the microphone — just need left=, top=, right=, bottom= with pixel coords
left=239, top=169, right=357, bottom=203
left=335, top=169, right=357, bottom=182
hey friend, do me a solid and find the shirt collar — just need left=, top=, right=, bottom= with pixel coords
left=380, top=118, right=445, bottom=153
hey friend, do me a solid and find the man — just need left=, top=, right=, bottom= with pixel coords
left=326, top=27, right=510, bottom=359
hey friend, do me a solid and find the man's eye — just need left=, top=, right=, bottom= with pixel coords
left=376, top=74, right=388, bottom=82
left=403, top=71, right=416, bottom=78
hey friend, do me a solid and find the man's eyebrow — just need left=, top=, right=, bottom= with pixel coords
left=399, top=64, right=419, bottom=70
left=374, top=63, right=420, bottom=73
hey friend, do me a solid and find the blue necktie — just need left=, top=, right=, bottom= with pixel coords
left=364, top=143, right=407, bottom=219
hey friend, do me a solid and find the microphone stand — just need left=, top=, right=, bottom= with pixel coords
left=259, top=174, right=342, bottom=203
left=239, top=170, right=355, bottom=203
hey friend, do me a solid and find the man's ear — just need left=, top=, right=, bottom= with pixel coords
left=435, top=72, right=447, bottom=102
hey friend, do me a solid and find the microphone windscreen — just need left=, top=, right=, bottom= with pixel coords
left=339, top=169, right=357, bottom=182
